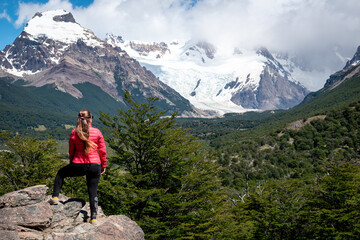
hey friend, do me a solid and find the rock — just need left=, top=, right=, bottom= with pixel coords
left=231, top=66, right=309, bottom=110
left=0, top=201, right=52, bottom=230
left=2, top=230, right=44, bottom=240
left=0, top=185, right=144, bottom=240
left=50, top=216, right=144, bottom=240
left=0, top=185, right=48, bottom=208
left=53, top=12, right=76, bottom=23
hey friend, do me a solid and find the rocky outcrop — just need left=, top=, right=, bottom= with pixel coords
left=0, top=185, right=144, bottom=240
left=128, top=41, right=169, bottom=58
left=53, top=12, right=76, bottom=23
left=195, top=41, right=216, bottom=59
left=184, top=41, right=216, bottom=62
left=231, top=66, right=309, bottom=110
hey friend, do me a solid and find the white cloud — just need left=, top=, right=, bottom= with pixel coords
left=14, top=0, right=360, bottom=63
left=72, top=0, right=192, bottom=43
left=0, top=9, right=11, bottom=22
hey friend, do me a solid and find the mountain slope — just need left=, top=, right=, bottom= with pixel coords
left=0, top=77, right=124, bottom=138
left=0, top=10, right=198, bottom=117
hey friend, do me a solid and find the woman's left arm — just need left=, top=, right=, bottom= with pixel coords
left=97, top=131, right=107, bottom=169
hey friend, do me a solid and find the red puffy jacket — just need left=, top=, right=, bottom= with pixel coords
left=69, top=124, right=107, bottom=168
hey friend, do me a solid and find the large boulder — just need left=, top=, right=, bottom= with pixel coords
left=0, top=185, right=144, bottom=240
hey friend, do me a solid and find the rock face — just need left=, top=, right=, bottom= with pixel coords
left=229, top=48, right=308, bottom=110
left=129, top=41, right=169, bottom=58
left=231, top=66, right=309, bottom=110
left=0, top=185, right=144, bottom=240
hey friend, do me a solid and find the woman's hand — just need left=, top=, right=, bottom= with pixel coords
left=101, top=167, right=106, bottom=175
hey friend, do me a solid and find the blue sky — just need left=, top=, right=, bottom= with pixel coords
left=0, top=0, right=94, bottom=49
left=1, top=0, right=360, bottom=60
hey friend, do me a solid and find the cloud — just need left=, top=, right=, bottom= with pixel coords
left=72, top=0, right=192, bottom=43
left=182, top=0, right=360, bottom=56
left=0, top=9, right=12, bottom=22
left=14, top=0, right=360, bottom=58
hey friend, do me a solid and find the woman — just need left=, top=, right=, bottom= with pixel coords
left=50, top=109, right=107, bottom=224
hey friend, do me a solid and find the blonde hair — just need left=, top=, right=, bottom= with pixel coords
left=75, top=109, right=97, bottom=154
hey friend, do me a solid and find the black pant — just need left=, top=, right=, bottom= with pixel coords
left=52, top=163, right=101, bottom=219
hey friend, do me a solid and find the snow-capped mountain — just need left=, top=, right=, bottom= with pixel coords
left=0, top=10, right=104, bottom=78
left=106, top=34, right=310, bottom=114
left=0, top=10, right=199, bottom=116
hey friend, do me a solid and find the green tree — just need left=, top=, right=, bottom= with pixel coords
left=303, top=159, right=360, bottom=239
left=231, top=178, right=311, bottom=240
left=0, top=132, right=65, bottom=195
left=99, top=90, right=230, bottom=239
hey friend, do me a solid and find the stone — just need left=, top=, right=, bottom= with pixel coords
left=0, top=224, right=44, bottom=240
left=0, top=185, right=144, bottom=240
left=0, top=185, right=48, bottom=208
left=73, top=202, right=106, bottom=225
left=48, top=215, right=144, bottom=240
left=0, top=201, right=52, bottom=230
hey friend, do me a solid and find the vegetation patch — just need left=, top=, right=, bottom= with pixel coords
left=34, top=125, right=47, bottom=131
left=64, top=124, right=74, bottom=130
left=286, top=115, right=326, bottom=130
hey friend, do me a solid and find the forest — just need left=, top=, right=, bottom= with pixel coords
left=1, top=90, right=360, bottom=239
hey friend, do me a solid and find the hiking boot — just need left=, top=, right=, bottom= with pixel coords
left=90, top=219, right=97, bottom=225
left=49, top=197, right=59, bottom=205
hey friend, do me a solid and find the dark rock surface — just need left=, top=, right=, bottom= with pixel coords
left=0, top=185, right=144, bottom=240
left=231, top=66, right=309, bottom=110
